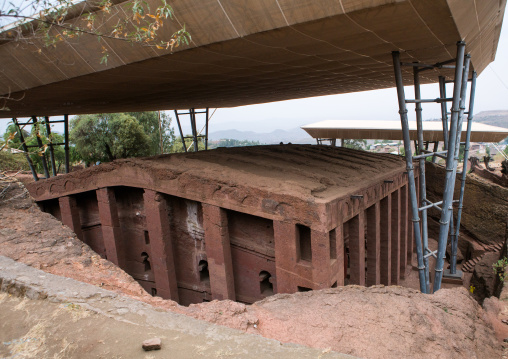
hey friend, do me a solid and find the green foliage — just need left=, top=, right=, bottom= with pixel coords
left=70, top=113, right=151, bottom=164
left=344, top=139, right=366, bottom=150
left=171, top=136, right=205, bottom=153
left=208, top=139, right=261, bottom=149
left=493, top=257, right=508, bottom=282
left=2, top=124, right=28, bottom=145
left=503, top=146, right=508, bottom=156
left=0, top=151, right=29, bottom=171
left=127, top=111, right=175, bottom=155
left=70, top=111, right=175, bottom=165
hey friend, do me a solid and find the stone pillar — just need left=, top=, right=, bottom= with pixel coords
left=96, top=188, right=124, bottom=267
left=58, top=195, right=83, bottom=240
left=143, top=190, right=179, bottom=302
left=399, top=185, right=409, bottom=278
left=335, top=222, right=345, bottom=286
left=366, top=202, right=381, bottom=286
left=273, top=221, right=298, bottom=293
left=380, top=194, right=392, bottom=285
left=391, top=189, right=401, bottom=284
left=349, top=211, right=365, bottom=286
left=203, top=204, right=235, bottom=301
left=311, top=230, right=331, bottom=289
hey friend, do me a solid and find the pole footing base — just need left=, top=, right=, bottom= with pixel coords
left=442, top=269, right=463, bottom=284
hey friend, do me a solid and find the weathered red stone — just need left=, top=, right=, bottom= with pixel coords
left=391, top=188, right=401, bottom=285
left=27, top=145, right=417, bottom=305
left=380, top=194, right=392, bottom=286
left=366, top=202, right=381, bottom=286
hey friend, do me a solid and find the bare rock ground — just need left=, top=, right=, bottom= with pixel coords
left=0, top=176, right=506, bottom=358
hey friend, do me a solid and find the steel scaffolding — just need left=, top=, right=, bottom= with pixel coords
left=11, top=115, right=71, bottom=181
left=174, top=108, right=210, bottom=152
left=392, top=41, right=477, bottom=293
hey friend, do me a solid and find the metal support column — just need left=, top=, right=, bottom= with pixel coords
left=32, top=116, right=50, bottom=179
left=450, top=70, right=476, bottom=274
left=12, top=118, right=38, bottom=181
left=392, top=51, right=427, bottom=293
left=44, top=116, right=57, bottom=176
left=205, top=108, right=209, bottom=151
left=174, top=110, right=187, bottom=153
left=413, top=66, right=431, bottom=293
left=189, top=108, right=199, bottom=152
left=438, top=76, right=449, bottom=151
left=64, top=114, right=70, bottom=173
left=392, top=41, right=472, bottom=293
left=447, top=54, right=471, bottom=276
left=433, top=42, right=467, bottom=292
left=432, top=141, right=439, bottom=163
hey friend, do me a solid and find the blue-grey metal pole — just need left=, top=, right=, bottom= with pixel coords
left=413, top=66, right=431, bottom=293
left=205, top=108, right=209, bottom=151
left=190, top=108, right=199, bottom=152
left=174, top=110, right=187, bottom=153
left=439, top=76, right=449, bottom=151
left=12, top=118, right=38, bottom=181
left=32, top=116, right=50, bottom=179
left=433, top=42, right=466, bottom=292
left=451, top=68, right=476, bottom=274
left=392, top=51, right=427, bottom=293
left=432, top=141, right=438, bottom=163
left=64, top=114, right=70, bottom=173
left=44, top=116, right=57, bottom=176
left=449, top=54, right=471, bottom=272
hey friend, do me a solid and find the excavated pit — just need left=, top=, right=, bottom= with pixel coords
left=0, top=178, right=505, bottom=358
left=24, top=145, right=417, bottom=306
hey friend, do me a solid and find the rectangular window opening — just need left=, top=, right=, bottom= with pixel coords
left=297, top=286, right=312, bottom=292
left=297, top=224, right=312, bottom=262
left=329, top=228, right=337, bottom=260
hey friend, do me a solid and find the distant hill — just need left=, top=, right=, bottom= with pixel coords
left=208, top=127, right=315, bottom=144
left=473, top=111, right=508, bottom=128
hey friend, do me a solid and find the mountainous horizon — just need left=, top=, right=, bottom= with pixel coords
left=208, top=110, right=508, bottom=144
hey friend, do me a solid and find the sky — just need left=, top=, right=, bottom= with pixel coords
left=1, top=10, right=507, bottom=136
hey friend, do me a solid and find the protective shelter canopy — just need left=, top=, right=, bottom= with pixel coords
left=0, top=0, right=505, bottom=118
left=301, top=120, right=508, bottom=143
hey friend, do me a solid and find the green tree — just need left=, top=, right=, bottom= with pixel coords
left=2, top=123, right=28, bottom=146
left=128, top=111, right=175, bottom=155
left=70, top=113, right=150, bottom=165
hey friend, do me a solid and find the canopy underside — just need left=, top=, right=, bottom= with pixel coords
left=0, top=0, right=505, bottom=118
